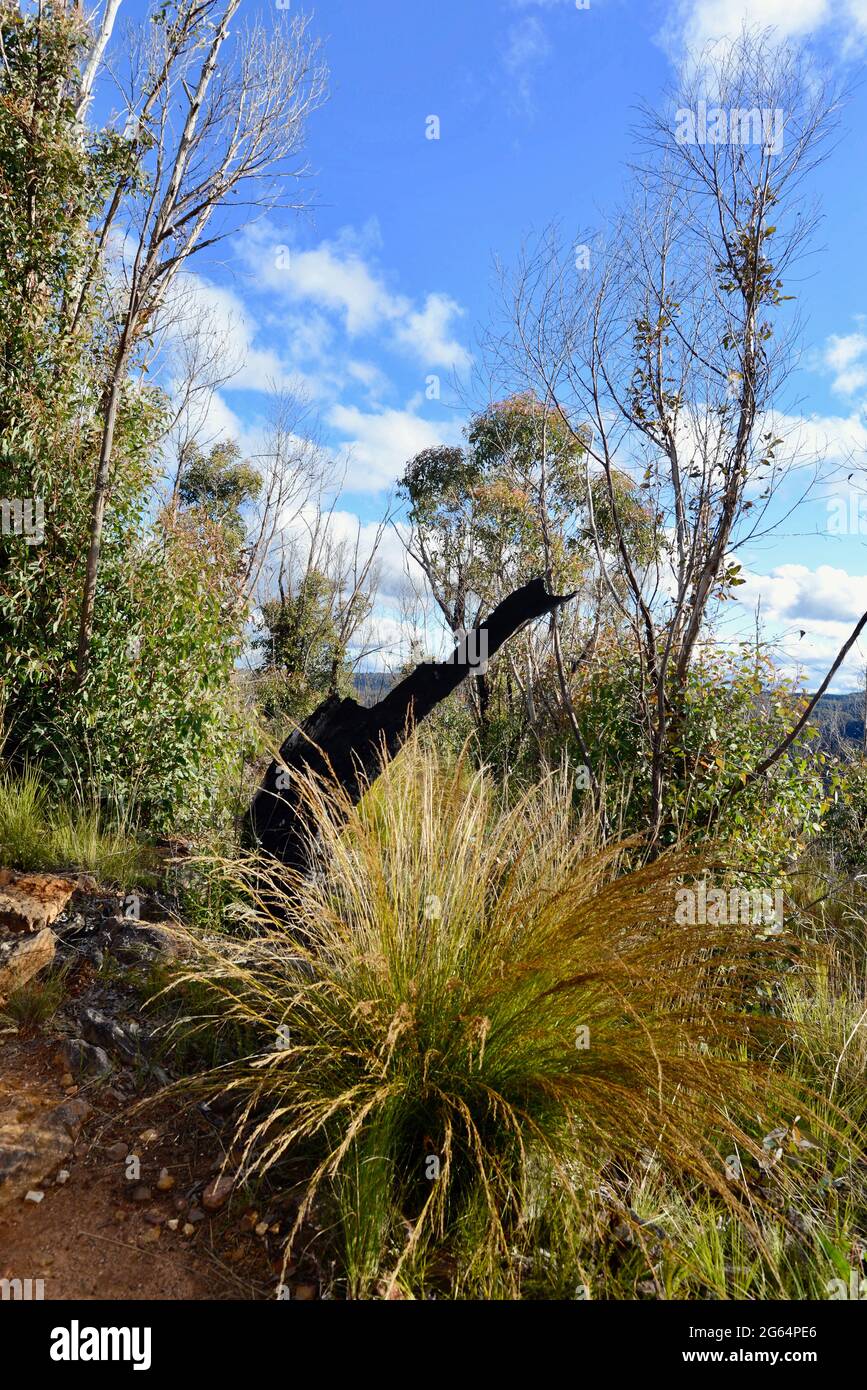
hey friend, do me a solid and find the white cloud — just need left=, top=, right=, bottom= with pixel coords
left=236, top=226, right=471, bottom=373
left=739, top=562, right=867, bottom=621
left=393, top=294, right=472, bottom=372
left=762, top=406, right=867, bottom=471
left=735, top=562, right=867, bottom=687
left=272, top=244, right=407, bottom=336
left=181, top=389, right=268, bottom=462
left=347, top=359, right=389, bottom=393
left=327, top=404, right=464, bottom=493
left=821, top=328, right=867, bottom=396
left=170, top=273, right=327, bottom=399
left=502, top=14, right=551, bottom=108
left=658, top=0, right=867, bottom=56
left=277, top=503, right=411, bottom=590
left=672, top=0, right=831, bottom=53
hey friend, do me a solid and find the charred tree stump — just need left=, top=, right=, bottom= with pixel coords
left=245, top=577, right=576, bottom=876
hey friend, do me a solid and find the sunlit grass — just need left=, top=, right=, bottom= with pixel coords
left=0, top=965, right=72, bottom=1033
left=158, top=739, right=828, bottom=1298
left=0, top=765, right=153, bottom=883
left=0, top=764, right=50, bottom=870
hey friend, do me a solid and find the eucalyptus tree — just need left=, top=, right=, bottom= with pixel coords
left=493, top=29, right=842, bottom=839
left=74, top=0, right=327, bottom=682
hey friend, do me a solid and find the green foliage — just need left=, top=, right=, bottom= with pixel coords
left=177, top=440, right=261, bottom=552
left=0, top=10, right=252, bottom=831
left=815, top=756, right=867, bottom=876
left=569, top=641, right=829, bottom=869
left=254, top=568, right=361, bottom=726
left=400, top=392, right=654, bottom=625
left=0, top=965, right=73, bottom=1034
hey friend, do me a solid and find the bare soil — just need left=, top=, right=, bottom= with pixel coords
left=0, top=1035, right=269, bottom=1301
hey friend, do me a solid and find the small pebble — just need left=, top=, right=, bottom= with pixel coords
left=167, top=1218, right=179, bottom=1232
left=55, top=1170, right=70, bottom=1185
left=106, top=1141, right=128, bottom=1161
left=24, top=1190, right=44, bottom=1203
left=255, top=1221, right=269, bottom=1237
left=138, top=1128, right=159, bottom=1144
left=140, top=1226, right=160, bottom=1244
left=156, top=1168, right=175, bottom=1191
left=182, top=1223, right=196, bottom=1237
left=202, top=1174, right=234, bottom=1211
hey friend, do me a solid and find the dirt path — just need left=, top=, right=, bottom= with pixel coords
left=0, top=1036, right=266, bottom=1301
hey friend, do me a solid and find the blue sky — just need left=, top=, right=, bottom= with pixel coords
left=101, top=0, right=867, bottom=685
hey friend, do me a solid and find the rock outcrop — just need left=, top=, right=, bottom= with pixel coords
left=0, top=928, right=56, bottom=1001
left=0, top=869, right=79, bottom=933
left=0, top=1096, right=91, bottom=1208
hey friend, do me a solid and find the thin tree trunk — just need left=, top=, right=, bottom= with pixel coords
left=75, top=355, right=126, bottom=683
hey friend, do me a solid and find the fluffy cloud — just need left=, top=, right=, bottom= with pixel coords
left=168, top=272, right=336, bottom=401
left=237, top=226, right=471, bottom=373
left=659, top=0, right=867, bottom=56
left=327, top=404, right=464, bottom=493
left=734, top=563, right=867, bottom=687
left=277, top=503, right=412, bottom=591
left=821, top=328, right=867, bottom=396
left=268, top=244, right=407, bottom=336
left=393, top=294, right=472, bottom=372
left=739, top=562, right=867, bottom=621
left=759, top=407, right=867, bottom=475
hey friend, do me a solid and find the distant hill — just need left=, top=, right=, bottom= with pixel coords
left=810, top=692, right=866, bottom=752
left=353, top=670, right=397, bottom=706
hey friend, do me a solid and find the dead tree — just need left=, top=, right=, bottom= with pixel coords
left=246, top=577, right=576, bottom=875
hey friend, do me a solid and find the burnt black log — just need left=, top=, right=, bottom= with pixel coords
left=245, top=577, right=576, bottom=875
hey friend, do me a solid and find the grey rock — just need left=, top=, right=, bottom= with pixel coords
left=59, top=1038, right=112, bottom=1079
left=108, top=920, right=181, bottom=964
left=78, top=1005, right=147, bottom=1061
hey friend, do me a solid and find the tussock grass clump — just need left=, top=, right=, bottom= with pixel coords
left=0, top=766, right=151, bottom=883
left=165, top=742, right=814, bottom=1298
left=0, top=964, right=72, bottom=1032
left=0, top=764, right=50, bottom=870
